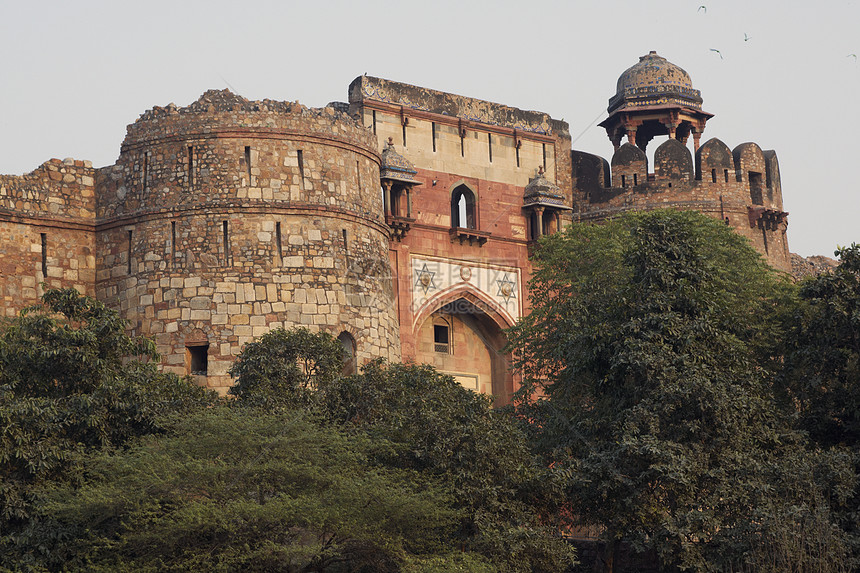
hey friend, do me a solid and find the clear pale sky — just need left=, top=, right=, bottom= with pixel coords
left=1, top=0, right=857, bottom=257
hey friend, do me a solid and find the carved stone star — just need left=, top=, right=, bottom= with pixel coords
left=414, top=263, right=437, bottom=294
left=496, top=273, right=516, bottom=302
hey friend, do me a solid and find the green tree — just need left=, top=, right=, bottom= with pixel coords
left=228, top=327, right=345, bottom=407
left=321, top=361, right=576, bottom=573
left=230, top=335, right=576, bottom=572
left=782, top=244, right=860, bottom=567
left=0, top=289, right=214, bottom=531
left=18, top=408, right=493, bottom=572
left=784, top=244, right=860, bottom=448
left=508, top=210, right=852, bottom=572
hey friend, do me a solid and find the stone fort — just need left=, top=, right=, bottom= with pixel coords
left=0, top=52, right=789, bottom=397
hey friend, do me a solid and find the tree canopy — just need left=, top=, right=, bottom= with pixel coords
left=0, top=289, right=214, bottom=529
left=21, top=408, right=493, bottom=572
left=508, top=210, right=854, bottom=572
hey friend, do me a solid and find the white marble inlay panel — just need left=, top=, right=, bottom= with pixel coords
left=410, top=255, right=522, bottom=327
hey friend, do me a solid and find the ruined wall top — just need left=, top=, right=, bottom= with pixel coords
left=349, top=75, right=557, bottom=136
left=123, top=89, right=378, bottom=151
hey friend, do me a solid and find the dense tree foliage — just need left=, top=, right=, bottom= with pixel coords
left=319, top=361, right=575, bottom=572
left=508, top=211, right=854, bottom=572
left=228, top=327, right=344, bottom=406
left=20, top=408, right=493, bottom=572
left=230, top=342, right=576, bottom=573
left=784, top=244, right=860, bottom=448
left=0, top=289, right=214, bottom=531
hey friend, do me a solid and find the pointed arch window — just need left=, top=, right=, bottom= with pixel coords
left=451, top=185, right=477, bottom=230
left=338, top=331, right=357, bottom=375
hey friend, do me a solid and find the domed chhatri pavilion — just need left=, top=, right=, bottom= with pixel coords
left=576, top=51, right=788, bottom=272
left=599, top=50, right=714, bottom=152
left=0, top=52, right=789, bottom=396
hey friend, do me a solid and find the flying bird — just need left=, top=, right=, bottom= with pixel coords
left=698, top=5, right=707, bottom=13
left=744, top=33, right=752, bottom=42
left=710, top=48, right=723, bottom=59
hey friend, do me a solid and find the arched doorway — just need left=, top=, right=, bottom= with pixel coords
left=414, top=295, right=514, bottom=405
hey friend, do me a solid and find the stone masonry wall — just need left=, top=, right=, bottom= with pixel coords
left=0, top=159, right=97, bottom=315
left=93, top=90, right=399, bottom=393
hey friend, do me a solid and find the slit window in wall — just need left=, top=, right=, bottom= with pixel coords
left=171, top=221, right=177, bottom=262
left=127, top=230, right=133, bottom=274
left=724, top=169, right=729, bottom=182
left=431, top=122, right=437, bottom=152
left=460, top=129, right=465, bottom=157
left=542, top=143, right=547, bottom=169
left=244, top=146, right=252, bottom=183
left=633, top=173, right=638, bottom=186
left=342, top=229, right=348, bottom=254
left=402, top=122, right=407, bottom=147
left=621, top=175, right=627, bottom=188
left=372, top=110, right=377, bottom=135
left=187, top=146, right=194, bottom=188
left=711, top=169, right=717, bottom=183
left=186, top=343, right=209, bottom=376
left=297, top=150, right=305, bottom=189
left=40, top=233, right=47, bottom=279
left=275, top=222, right=283, bottom=264
left=516, top=143, right=520, bottom=167
left=143, top=151, right=150, bottom=190
left=488, top=133, right=493, bottom=163
left=222, top=220, right=230, bottom=265
left=356, top=160, right=361, bottom=190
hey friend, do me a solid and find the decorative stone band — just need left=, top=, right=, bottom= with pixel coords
left=409, top=255, right=521, bottom=328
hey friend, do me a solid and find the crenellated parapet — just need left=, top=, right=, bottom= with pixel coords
left=572, top=135, right=789, bottom=271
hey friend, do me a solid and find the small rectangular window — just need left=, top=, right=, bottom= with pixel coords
left=143, top=151, right=150, bottom=190
left=342, top=229, right=348, bottom=254
left=633, top=173, right=638, bottom=186
left=711, top=169, right=717, bottom=183
left=516, top=143, right=520, bottom=168
left=434, top=324, right=450, bottom=354
left=488, top=133, right=493, bottom=163
left=372, top=110, right=377, bottom=135
left=187, top=344, right=209, bottom=376
left=724, top=169, right=729, bottom=182
left=171, top=221, right=177, bottom=262
left=621, top=174, right=627, bottom=188
left=431, top=122, right=437, bottom=153
left=542, top=143, right=547, bottom=169
left=402, top=122, right=407, bottom=147
left=244, top=146, right=252, bottom=183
